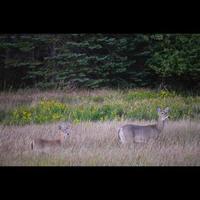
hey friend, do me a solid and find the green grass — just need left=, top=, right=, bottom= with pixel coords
left=1, top=89, right=200, bottom=125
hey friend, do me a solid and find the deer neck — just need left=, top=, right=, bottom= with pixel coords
left=56, top=132, right=65, bottom=144
left=61, top=133, right=65, bottom=143
left=156, top=119, right=166, bottom=133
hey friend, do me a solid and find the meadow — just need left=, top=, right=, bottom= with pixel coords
left=0, top=88, right=200, bottom=166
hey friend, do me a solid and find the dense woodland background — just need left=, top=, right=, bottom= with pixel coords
left=0, top=34, right=200, bottom=91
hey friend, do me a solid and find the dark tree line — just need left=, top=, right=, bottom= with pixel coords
left=0, top=34, right=200, bottom=90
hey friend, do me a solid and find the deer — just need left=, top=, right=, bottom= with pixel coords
left=118, top=107, right=170, bottom=144
left=31, top=121, right=72, bottom=151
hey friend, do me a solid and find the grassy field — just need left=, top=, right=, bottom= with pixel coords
left=0, top=89, right=200, bottom=166
left=0, top=120, right=200, bottom=166
left=1, top=88, right=200, bottom=125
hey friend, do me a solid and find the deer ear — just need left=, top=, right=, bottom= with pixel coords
left=165, top=107, right=170, bottom=112
left=157, top=108, right=161, bottom=113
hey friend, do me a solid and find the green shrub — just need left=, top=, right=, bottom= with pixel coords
left=1, top=89, right=200, bottom=125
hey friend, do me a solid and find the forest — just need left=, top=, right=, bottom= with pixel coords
left=0, top=34, right=200, bottom=91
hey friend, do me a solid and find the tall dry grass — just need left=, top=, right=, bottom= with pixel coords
left=0, top=120, right=200, bottom=166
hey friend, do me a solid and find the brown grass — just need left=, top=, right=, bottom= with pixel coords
left=0, top=88, right=119, bottom=113
left=0, top=120, right=200, bottom=166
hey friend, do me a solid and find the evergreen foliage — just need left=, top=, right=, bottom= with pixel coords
left=0, top=34, right=199, bottom=90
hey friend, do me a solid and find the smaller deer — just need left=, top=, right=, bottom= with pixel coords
left=118, top=107, right=170, bottom=144
left=31, top=121, right=72, bottom=151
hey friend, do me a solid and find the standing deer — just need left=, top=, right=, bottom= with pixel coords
left=31, top=121, right=72, bottom=151
left=118, top=107, right=170, bottom=144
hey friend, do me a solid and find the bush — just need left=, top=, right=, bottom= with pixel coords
left=1, top=89, right=200, bottom=125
